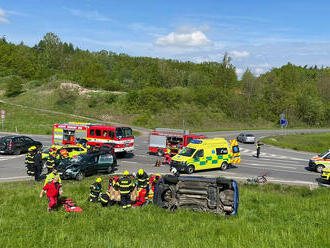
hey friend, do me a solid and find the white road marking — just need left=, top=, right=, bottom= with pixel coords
left=248, top=163, right=297, bottom=170
left=0, top=176, right=31, bottom=180
left=121, top=161, right=137, bottom=164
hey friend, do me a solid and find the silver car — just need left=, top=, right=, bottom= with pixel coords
left=236, top=133, right=256, bottom=144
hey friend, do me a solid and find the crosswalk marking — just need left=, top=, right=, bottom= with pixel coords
left=239, top=148, right=306, bottom=161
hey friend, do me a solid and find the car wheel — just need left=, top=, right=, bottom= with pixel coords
left=186, top=165, right=195, bottom=174
left=76, top=172, right=85, bottom=181
left=316, top=165, right=325, bottom=173
left=13, top=150, right=20, bottom=155
left=157, top=149, right=164, bottom=157
left=220, top=162, right=228, bottom=171
left=107, top=166, right=113, bottom=174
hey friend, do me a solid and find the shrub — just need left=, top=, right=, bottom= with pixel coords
left=4, top=75, right=23, bottom=97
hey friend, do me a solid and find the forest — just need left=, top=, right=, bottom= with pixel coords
left=0, top=32, right=329, bottom=128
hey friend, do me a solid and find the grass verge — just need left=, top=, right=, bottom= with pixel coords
left=262, top=132, right=330, bottom=153
left=1, top=176, right=329, bottom=248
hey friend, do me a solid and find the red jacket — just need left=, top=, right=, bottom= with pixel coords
left=43, top=181, right=60, bottom=197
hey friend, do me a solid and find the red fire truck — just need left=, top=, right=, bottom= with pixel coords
left=52, top=122, right=134, bottom=154
left=149, top=128, right=206, bottom=156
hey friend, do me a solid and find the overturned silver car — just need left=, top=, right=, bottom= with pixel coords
left=153, top=175, right=239, bottom=215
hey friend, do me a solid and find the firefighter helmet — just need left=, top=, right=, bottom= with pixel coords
left=28, top=146, right=37, bottom=151
left=138, top=169, right=144, bottom=175
left=123, top=170, right=129, bottom=176
left=96, top=177, right=102, bottom=183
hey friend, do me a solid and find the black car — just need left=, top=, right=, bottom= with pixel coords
left=57, top=150, right=117, bottom=181
left=0, top=135, right=42, bottom=155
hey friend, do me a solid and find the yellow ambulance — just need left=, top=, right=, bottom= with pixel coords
left=170, top=138, right=241, bottom=174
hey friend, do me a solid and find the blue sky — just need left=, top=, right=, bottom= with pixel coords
left=1, top=0, right=330, bottom=75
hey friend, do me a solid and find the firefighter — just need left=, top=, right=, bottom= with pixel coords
left=163, top=147, right=171, bottom=164
left=116, top=170, right=134, bottom=209
left=256, top=141, right=263, bottom=158
left=99, top=192, right=111, bottom=207
left=134, top=169, right=149, bottom=207
left=34, top=147, right=43, bottom=181
left=46, top=151, right=57, bottom=174
left=89, top=177, right=102, bottom=203
left=136, top=169, right=149, bottom=190
left=148, top=174, right=161, bottom=202
left=25, top=146, right=37, bottom=176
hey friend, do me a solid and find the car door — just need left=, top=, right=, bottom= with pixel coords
left=13, top=137, right=23, bottom=152
left=97, top=154, right=114, bottom=171
left=85, top=155, right=98, bottom=175
left=22, top=136, right=34, bottom=152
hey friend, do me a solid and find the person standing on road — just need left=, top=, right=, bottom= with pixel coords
left=25, top=146, right=37, bottom=176
left=256, top=141, right=263, bottom=158
left=34, top=147, right=43, bottom=181
left=116, top=170, right=134, bottom=209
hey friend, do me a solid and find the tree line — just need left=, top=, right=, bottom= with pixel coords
left=0, top=33, right=329, bottom=127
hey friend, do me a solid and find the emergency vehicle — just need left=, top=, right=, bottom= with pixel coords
left=148, top=128, right=206, bottom=156
left=52, top=122, right=134, bottom=154
left=309, top=150, right=330, bottom=173
left=170, top=138, right=241, bottom=174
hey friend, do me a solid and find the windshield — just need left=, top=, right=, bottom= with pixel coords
left=70, top=154, right=86, bottom=163
left=179, top=147, right=196, bottom=157
left=246, top=134, right=254, bottom=137
left=318, top=151, right=329, bottom=158
left=116, top=127, right=133, bottom=138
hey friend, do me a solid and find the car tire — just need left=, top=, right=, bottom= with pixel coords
left=186, top=165, right=195, bottom=174
left=316, top=165, right=325, bottom=173
left=220, top=162, right=228, bottom=171
left=157, top=149, right=164, bottom=157
left=76, top=172, right=85, bottom=181
left=107, top=166, right=113, bottom=174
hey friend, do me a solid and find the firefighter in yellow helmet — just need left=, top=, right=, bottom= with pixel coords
left=89, top=177, right=102, bottom=203
left=136, top=169, right=149, bottom=190
left=116, top=170, right=134, bottom=209
left=25, top=146, right=37, bottom=176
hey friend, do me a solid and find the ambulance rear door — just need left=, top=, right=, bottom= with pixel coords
left=230, top=139, right=241, bottom=165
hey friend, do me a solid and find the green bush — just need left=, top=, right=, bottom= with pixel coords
left=55, top=86, right=78, bottom=105
left=4, top=75, right=23, bottom=97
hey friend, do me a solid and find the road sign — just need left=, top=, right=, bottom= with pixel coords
left=1, top=110, right=5, bottom=119
left=280, top=119, right=288, bottom=127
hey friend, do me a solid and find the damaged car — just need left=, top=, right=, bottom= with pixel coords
left=57, top=151, right=117, bottom=181
left=153, top=175, right=239, bottom=216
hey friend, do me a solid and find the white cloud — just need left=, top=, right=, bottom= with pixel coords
left=155, top=30, right=212, bottom=47
left=65, top=8, right=111, bottom=22
left=254, top=68, right=264, bottom=74
left=0, top=8, right=9, bottom=24
left=230, top=50, right=249, bottom=58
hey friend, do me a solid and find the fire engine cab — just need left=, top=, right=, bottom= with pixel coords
left=52, top=122, right=134, bottom=154
left=149, top=128, right=206, bottom=156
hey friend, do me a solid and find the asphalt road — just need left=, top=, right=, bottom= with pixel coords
left=1, top=129, right=330, bottom=185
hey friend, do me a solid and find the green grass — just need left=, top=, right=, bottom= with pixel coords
left=0, top=102, right=142, bottom=136
left=262, top=133, right=330, bottom=153
left=1, top=176, right=329, bottom=248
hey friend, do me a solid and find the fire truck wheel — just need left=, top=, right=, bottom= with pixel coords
left=157, top=149, right=164, bottom=156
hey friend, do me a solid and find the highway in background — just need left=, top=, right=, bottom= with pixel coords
left=1, top=129, right=329, bottom=185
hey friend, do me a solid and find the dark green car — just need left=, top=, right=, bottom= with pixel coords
left=57, top=152, right=117, bottom=181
